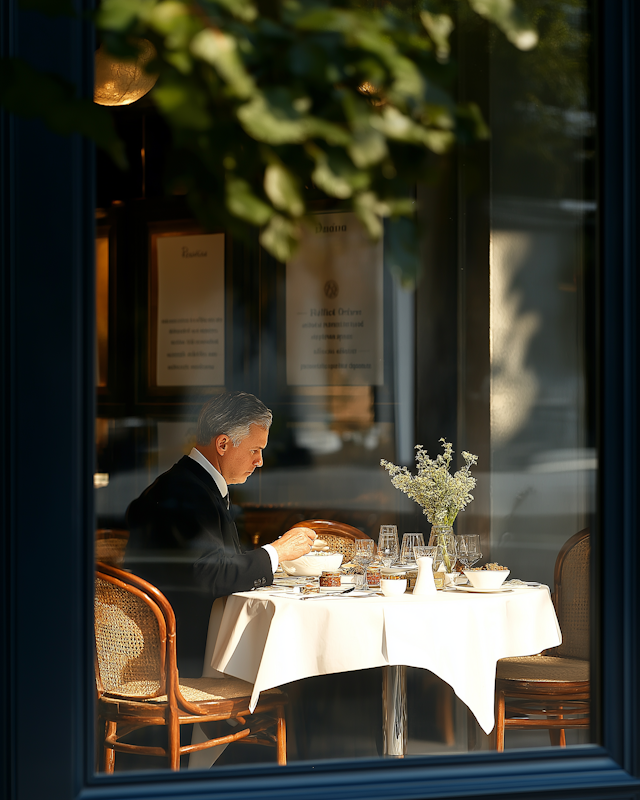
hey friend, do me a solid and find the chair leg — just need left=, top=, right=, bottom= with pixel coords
left=167, top=710, right=181, bottom=770
left=436, top=685, right=455, bottom=746
left=549, top=707, right=566, bottom=747
left=104, top=721, right=116, bottom=773
left=494, top=689, right=505, bottom=752
left=276, top=705, right=287, bottom=765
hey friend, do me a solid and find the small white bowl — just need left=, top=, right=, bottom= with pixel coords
left=463, top=569, right=510, bottom=589
left=380, top=578, right=407, bottom=597
left=280, top=552, right=343, bottom=577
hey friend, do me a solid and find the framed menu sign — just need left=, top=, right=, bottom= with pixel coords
left=149, top=224, right=225, bottom=393
left=286, top=211, right=384, bottom=387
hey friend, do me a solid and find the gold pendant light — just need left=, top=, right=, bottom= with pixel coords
left=94, top=38, right=159, bottom=107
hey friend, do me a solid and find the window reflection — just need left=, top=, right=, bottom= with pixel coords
left=94, top=0, right=595, bottom=772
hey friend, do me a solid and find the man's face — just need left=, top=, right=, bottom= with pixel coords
left=218, top=424, right=268, bottom=485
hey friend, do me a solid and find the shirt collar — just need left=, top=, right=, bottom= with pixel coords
left=188, top=447, right=228, bottom=499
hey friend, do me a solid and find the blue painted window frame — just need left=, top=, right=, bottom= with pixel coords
left=1, top=1, right=638, bottom=799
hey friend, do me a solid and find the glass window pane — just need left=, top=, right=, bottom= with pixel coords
left=93, top=0, right=595, bottom=774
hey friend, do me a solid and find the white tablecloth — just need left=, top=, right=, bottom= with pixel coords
left=210, top=586, right=561, bottom=734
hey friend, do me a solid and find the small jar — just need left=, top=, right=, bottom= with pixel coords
left=367, top=567, right=381, bottom=588
left=433, top=571, right=446, bottom=590
left=405, top=569, right=418, bottom=592
left=319, top=571, right=342, bottom=588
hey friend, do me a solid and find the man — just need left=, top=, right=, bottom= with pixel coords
left=126, top=391, right=315, bottom=671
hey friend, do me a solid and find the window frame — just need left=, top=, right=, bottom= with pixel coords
left=2, top=1, right=639, bottom=799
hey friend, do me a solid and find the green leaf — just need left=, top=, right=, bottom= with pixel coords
left=387, top=56, right=426, bottom=104
left=190, top=29, right=255, bottom=99
left=456, top=101, right=490, bottom=140
left=353, top=191, right=387, bottom=240
left=468, top=0, right=538, bottom=51
left=386, top=216, right=422, bottom=289
left=348, top=126, right=388, bottom=169
left=226, top=175, right=273, bottom=225
left=371, top=106, right=454, bottom=153
left=420, top=11, right=454, bottom=62
left=211, top=0, right=257, bottom=22
left=304, top=117, right=351, bottom=147
left=311, top=159, right=353, bottom=199
left=97, top=0, right=158, bottom=32
left=308, top=146, right=370, bottom=198
left=259, top=214, right=301, bottom=263
left=237, top=89, right=308, bottom=144
left=152, top=79, right=212, bottom=130
left=264, top=163, right=305, bottom=217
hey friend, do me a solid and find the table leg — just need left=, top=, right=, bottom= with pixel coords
left=382, top=665, right=407, bottom=756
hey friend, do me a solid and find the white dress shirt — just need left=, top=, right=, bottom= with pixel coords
left=188, top=448, right=278, bottom=573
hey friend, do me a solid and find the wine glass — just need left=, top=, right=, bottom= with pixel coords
left=378, top=526, right=399, bottom=569
left=432, top=544, right=445, bottom=572
left=442, top=537, right=458, bottom=574
left=457, top=534, right=482, bottom=569
left=354, top=539, right=376, bottom=589
left=400, top=533, right=425, bottom=565
left=413, top=545, right=438, bottom=563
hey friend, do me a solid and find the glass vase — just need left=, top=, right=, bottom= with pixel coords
left=428, top=524, right=457, bottom=572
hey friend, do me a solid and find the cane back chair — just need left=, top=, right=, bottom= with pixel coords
left=95, top=562, right=287, bottom=771
left=494, top=528, right=590, bottom=750
left=95, top=529, right=129, bottom=566
left=292, top=519, right=372, bottom=562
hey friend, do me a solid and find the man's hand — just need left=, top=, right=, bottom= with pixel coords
left=271, top=526, right=317, bottom=562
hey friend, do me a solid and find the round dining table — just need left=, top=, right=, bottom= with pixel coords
left=208, top=584, right=561, bottom=757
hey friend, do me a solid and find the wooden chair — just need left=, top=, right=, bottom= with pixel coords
left=95, top=529, right=129, bottom=566
left=94, top=562, right=288, bottom=771
left=292, top=519, right=372, bottom=562
left=493, top=528, right=590, bottom=750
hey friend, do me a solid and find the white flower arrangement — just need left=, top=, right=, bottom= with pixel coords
left=381, top=439, right=478, bottom=525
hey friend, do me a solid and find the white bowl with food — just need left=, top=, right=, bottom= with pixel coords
left=463, top=568, right=510, bottom=589
left=280, top=552, right=343, bottom=577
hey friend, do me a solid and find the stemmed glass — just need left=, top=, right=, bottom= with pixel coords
left=354, top=539, right=376, bottom=589
left=399, top=533, right=425, bottom=565
left=378, top=526, right=399, bottom=569
left=413, top=545, right=438, bottom=563
left=456, top=534, right=482, bottom=569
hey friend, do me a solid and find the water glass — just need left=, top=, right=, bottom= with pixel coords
left=354, top=539, right=376, bottom=589
left=457, top=534, right=482, bottom=569
left=400, top=533, right=425, bottom=564
left=378, top=526, right=399, bottom=568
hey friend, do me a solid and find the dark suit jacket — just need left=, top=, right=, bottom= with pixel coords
left=125, top=456, right=272, bottom=671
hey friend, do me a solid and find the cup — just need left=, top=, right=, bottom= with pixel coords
left=400, top=533, right=425, bottom=564
left=380, top=578, right=407, bottom=597
left=378, top=526, right=399, bottom=568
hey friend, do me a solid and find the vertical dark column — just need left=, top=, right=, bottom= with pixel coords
left=598, top=0, right=639, bottom=772
left=0, top=1, right=96, bottom=796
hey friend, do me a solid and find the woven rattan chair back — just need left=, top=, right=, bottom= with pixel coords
left=95, top=572, right=165, bottom=699
left=95, top=529, right=129, bottom=566
left=552, top=529, right=590, bottom=660
left=94, top=563, right=288, bottom=771
left=293, top=519, right=372, bottom=562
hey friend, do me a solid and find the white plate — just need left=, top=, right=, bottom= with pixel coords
left=448, top=585, right=513, bottom=594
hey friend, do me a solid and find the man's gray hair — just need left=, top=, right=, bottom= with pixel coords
left=196, top=391, right=273, bottom=446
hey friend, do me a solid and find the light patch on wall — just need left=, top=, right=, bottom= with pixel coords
left=490, top=231, right=541, bottom=444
